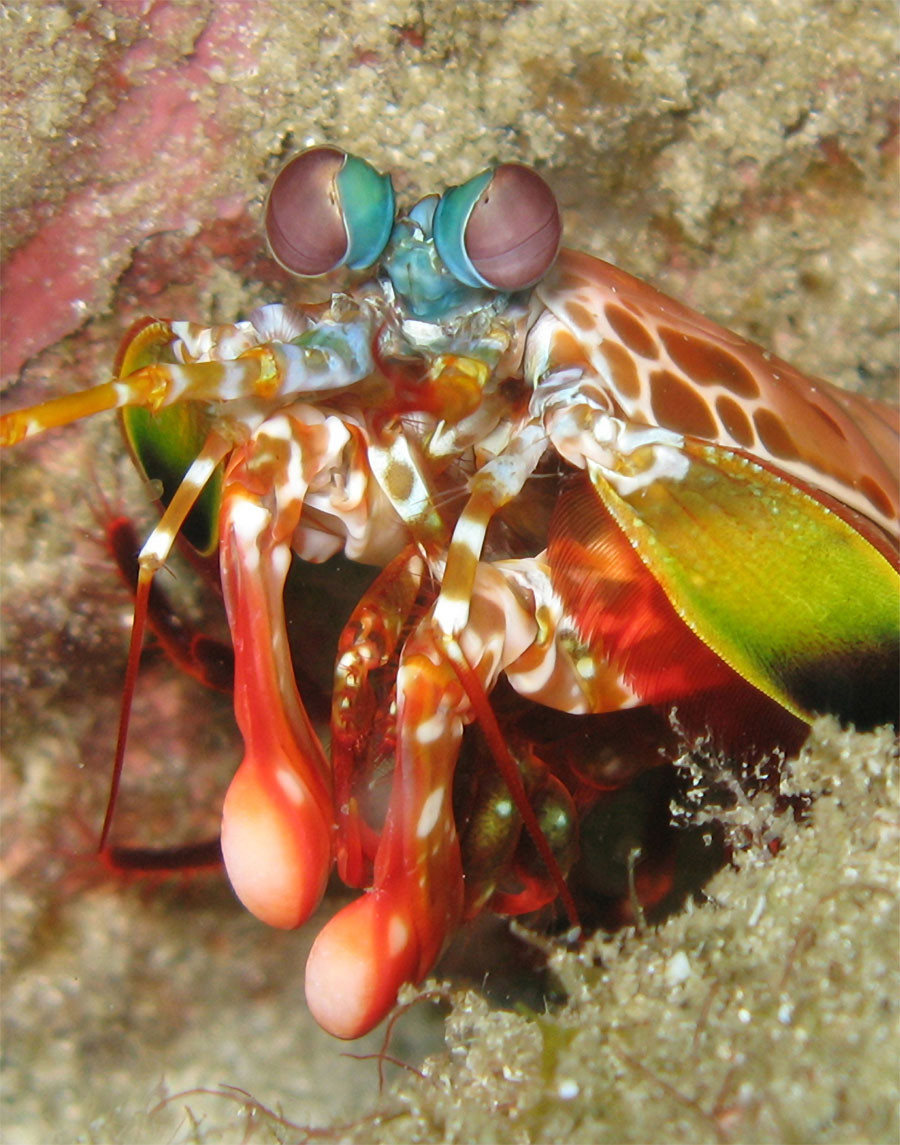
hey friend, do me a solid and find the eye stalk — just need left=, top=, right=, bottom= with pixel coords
left=265, top=146, right=395, bottom=277
left=433, top=163, right=561, bottom=292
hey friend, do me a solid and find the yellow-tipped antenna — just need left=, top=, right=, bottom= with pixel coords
left=1, top=349, right=280, bottom=447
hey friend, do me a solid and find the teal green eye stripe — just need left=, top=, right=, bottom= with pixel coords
left=336, top=154, right=395, bottom=269
left=432, top=169, right=493, bottom=288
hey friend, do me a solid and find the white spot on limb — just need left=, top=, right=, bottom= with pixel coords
left=138, top=524, right=177, bottom=571
left=139, top=450, right=223, bottom=566
left=416, top=788, right=445, bottom=839
left=277, top=448, right=306, bottom=515
left=161, top=364, right=194, bottom=402
left=473, top=427, right=545, bottom=501
left=276, top=767, right=308, bottom=807
left=230, top=498, right=269, bottom=549
left=114, top=381, right=136, bottom=406
left=260, top=414, right=294, bottom=441
left=450, top=510, right=489, bottom=559
left=482, top=454, right=528, bottom=494
left=270, top=542, right=292, bottom=582
left=388, top=914, right=410, bottom=958
left=433, top=593, right=471, bottom=637
left=225, top=497, right=270, bottom=574
left=432, top=512, right=491, bottom=638
left=416, top=714, right=445, bottom=745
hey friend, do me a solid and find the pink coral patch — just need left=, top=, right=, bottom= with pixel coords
left=0, top=2, right=259, bottom=380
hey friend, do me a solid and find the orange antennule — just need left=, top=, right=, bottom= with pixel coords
left=0, top=348, right=278, bottom=447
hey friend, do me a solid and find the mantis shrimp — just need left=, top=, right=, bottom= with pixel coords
left=2, top=146, right=897, bottom=1038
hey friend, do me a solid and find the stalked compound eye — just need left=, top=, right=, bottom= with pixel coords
left=265, top=146, right=395, bottom=276
left=433, top=163, right=561, bottom=292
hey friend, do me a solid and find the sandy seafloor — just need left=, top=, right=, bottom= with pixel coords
left=0, top=1, right=897, bottom=1142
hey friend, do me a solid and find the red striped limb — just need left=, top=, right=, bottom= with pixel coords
left=331, top=545, right=427, bottom=888
left=305, top=629, right=468, bottom=1040
left=92, top=514, right=231, bottom=876
left=104, top=516, right=233, bottom=694
left=98, top=431, right=233, bottom=855
left=304, top=560, right=593, bottom=1039
left=217, top=452, right=334, bottom=931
